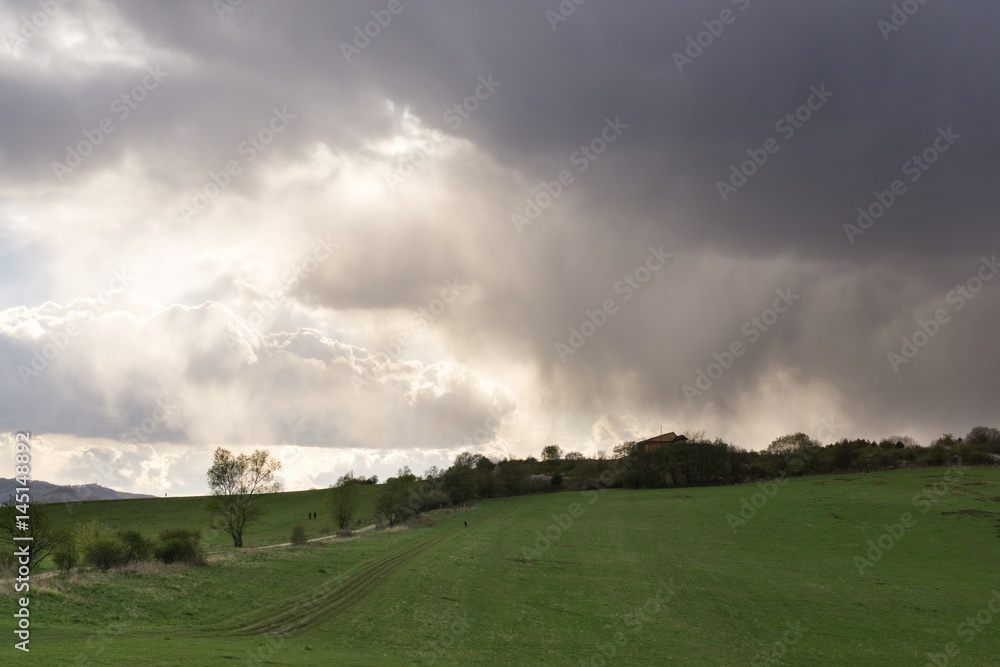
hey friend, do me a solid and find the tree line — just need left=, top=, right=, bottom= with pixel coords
left=3, top=426, right=994, bottom=575
left=353, top=425, right=1000, bottom=528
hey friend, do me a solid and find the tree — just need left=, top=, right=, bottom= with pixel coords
left=375, top=475, right=413, bottom=527
left=767, top=433, right=821, bottom=475
left=328, top=471, right=359, bottom=530
left=442, top=465, right=476, bottom=505
left=541, top=445, right=563, bottom=461
left=613, top=441, right=638, bottom=458
left=767, top=432, right=817, bottom=456
left=453, top=452, right=482, bottom=469
left=0, top=500, right=73, bottom=571
left=206, top=447, right=282, bottom=547
left=930, top=433, right=961, bottom=449
left=965, top=426, right=1000, bottom=454
left=879, top=435, right=919, bottom=449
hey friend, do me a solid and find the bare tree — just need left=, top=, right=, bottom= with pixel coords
left=327, top=471, right=359, bottom=530
left=206, top=447, right=282, bottom=547
left=0, top=500, right=73, bottom=571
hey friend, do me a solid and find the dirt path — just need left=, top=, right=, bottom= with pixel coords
left=252, top=523, right=377, bottom=550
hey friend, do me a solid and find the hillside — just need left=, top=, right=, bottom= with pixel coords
left=0, top=478, right=155, bottom=504
left=39, top=483, right=383, bottom=552
left=2, top=468, right=999, bottom=665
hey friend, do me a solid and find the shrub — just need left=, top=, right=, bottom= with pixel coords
left=418, top=489, right=452, bottom=512
left=155, top=528, right=205, bottom=566
left=85, top=537, right=130, bottom=571
left=290, top=524, right=308, bottom=546
left=53, top=539, right=80, bottom=572
left=117, top=529, right=154, bottom=563
left=79, top=521, right=129, bottom=571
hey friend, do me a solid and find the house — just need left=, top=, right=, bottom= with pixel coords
left=637, top=432, right=688, bottom=453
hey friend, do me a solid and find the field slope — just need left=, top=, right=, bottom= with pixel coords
left=3, top=468, right=999, bottom=665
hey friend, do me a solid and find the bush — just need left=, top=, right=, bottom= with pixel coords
left=85, top=537, right=130, bottom=571
left=117, top=529, right=153, bottom=563
left=290, top=524, right=308, bottom=546
left=79, top=521, right=129, bottom=571
left=53, top=540, right=80, bottom=572
left=154, top=528, right=205, bottom=566
left=418, top=489, right=452, bottom=512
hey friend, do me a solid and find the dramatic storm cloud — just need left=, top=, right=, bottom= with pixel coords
left=1, top=0, right=997, bottom=494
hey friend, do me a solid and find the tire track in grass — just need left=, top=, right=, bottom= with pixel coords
left=223, top=506, right=506, bottom=637
left=245, top=535, right=449, bottom=635
left=212, top=537, right=434, bottom=636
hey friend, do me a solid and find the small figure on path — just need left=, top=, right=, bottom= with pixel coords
left=464, top=520, right=468, bottom=528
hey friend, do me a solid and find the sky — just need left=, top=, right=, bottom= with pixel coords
left=1, top=0, right=998, bottom=496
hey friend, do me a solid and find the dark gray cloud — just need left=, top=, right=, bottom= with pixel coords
left=1, top=0, right=998, bottom=492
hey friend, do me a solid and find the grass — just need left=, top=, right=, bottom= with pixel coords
left=3, top=468, right=999, bottom=665
left=35, top=484, right=383, bottom=555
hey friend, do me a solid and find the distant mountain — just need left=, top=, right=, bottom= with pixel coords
left=0, top=478, right=155, bottom=504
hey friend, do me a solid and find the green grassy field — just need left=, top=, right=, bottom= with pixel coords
left=3, top=468, right=999, bottom=665
left=35, top=484, right=383, bottom=555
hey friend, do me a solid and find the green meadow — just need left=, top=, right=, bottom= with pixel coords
left=3, top=468, right=999, bottom=666
left=34, top=484, right=383, bottom=555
